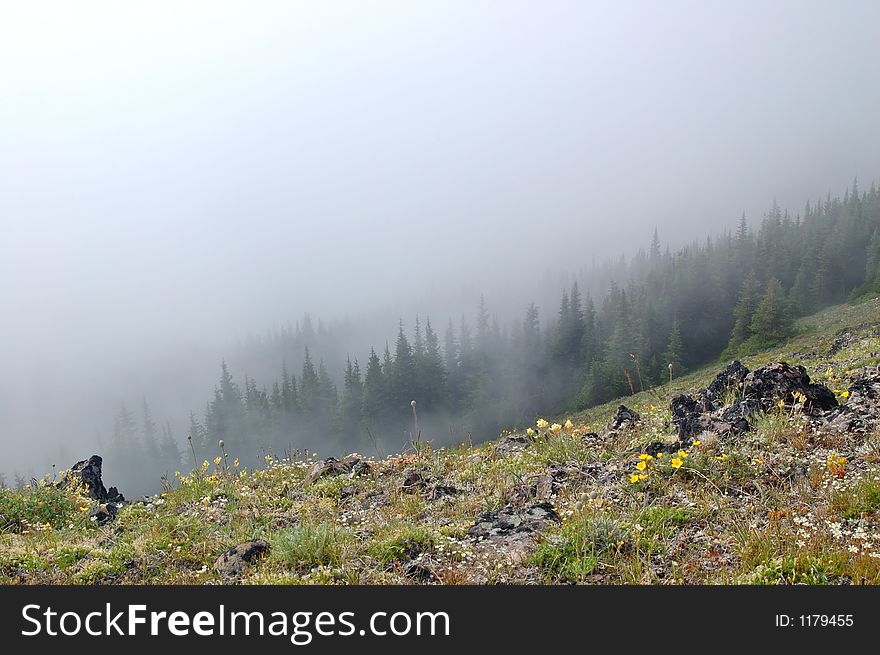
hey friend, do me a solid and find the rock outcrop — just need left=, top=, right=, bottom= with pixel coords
left=825, top=367, right=880, bottom=434
left=214, top=540, right=270, bottom=577
left=664, top=361, right=837, bottom=448
left=60, top=455, right=125, bottom=504
left=304, top=456, right=371, bottom=485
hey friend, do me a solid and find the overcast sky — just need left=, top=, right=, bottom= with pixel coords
left=1, top=0, right=879, bottom=474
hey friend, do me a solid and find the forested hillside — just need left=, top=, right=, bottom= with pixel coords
left=61, top=180, right=880, bottom=494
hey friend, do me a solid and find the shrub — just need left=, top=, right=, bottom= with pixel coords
left=0, top=485, right=74, bottom=533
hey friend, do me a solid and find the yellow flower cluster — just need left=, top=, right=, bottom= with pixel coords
left=827, top=452, right=846, bottom=479
left=629, top=453, right=652, bottom=483
left=536, top=418, right=550, bottom=430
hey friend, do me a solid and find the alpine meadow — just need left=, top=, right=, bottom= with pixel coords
left=2, top=2, right=880, bottom=591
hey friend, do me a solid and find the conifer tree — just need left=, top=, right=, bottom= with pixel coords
left=749, top=278, right=792, bottom=344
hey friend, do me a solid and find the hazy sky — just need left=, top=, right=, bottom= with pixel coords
left=2, top=1, right=880, bottom=474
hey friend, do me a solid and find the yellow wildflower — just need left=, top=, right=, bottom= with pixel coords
left=678, top=450, right=688, bottom=458
left=536, top=418, right=550, bottom=429
left=526, top=428, right=536, bottom=437
left=214, top=456, right=222, bottom=466
left=671, top=458, right=683, bottom=469
left=638, top=473, right=648, bottom=481
left=692, top=439, right=701, bottom=446
left=715, top=454, right=728, bottom=461
left=630, top=474, right=640, bottom=483
left=656, top=452, right=664, bottom=459
left=636, top=461, right=647, bottom=471
left=550, top=423, right=563, bottom=434
left=564, top=419, right=574, bottom=430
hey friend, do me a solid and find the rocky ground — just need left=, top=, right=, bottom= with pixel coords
left=2, top=299, right=880, bottom=584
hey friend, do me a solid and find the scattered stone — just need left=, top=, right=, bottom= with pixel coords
left=304, top=456, right=370, bottom=485
left=214, top=540, right=270, bottom=577
left=339, top=486, right=358, bottom=500
left=403, top=556, right=439, bottom=583
left=495, top=433, right=530, bottom=456
left=606, top=405, right=641, bottom=431
left=828, top=324, right=879, bottom=355
left=468, top=502, right=560, bottom=541
left=400, top=467, right=429, bottom=493
left=825, top=367, right=880, bottom=434
left=89, top=503, right=118, bottom=525
left=644, top=440, right=686, bottom=457
left=534, top=461, right=570, bottom=500
left=430, top=484, right=462, bottom=500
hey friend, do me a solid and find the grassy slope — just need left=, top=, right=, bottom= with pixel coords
left=2, top=298, right=880, bottom=585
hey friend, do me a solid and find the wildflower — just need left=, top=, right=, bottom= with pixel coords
left=549, top=423, right=562, bottom=434
left=671, top=458, right=683, bottom=469
left=214, top=456, right=222, bottom=466
left=526, top=428, right=536, bottom=437
left=630, top=474, right=641, bottom=483
left=638, top=453, right=653, bottom=461
left=715, top=454, right=728, bottom=461
left=752, top=457, right=763, bottom=465
left=536, top=418, right=549, bottom=430
left=826, top=453, right=846, bottom=478
left=692, top=439, right=701, bottom=446
left=638, top=473, right=648, bottom=481
left=636, top=461, right=647, bottom=471
left=233, top=458, right=240, bottom=468
left=678, top=450, right=688, bottom=458
left=656, top=452, right=664, bottom=459
left=564, top=419, right=574, bottom=430
left=840, top=390, right=850, bottom=399
left=776, top=399, right=786, bottom=409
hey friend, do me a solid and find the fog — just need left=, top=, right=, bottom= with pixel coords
left=2, top=1, right=879, bottom=488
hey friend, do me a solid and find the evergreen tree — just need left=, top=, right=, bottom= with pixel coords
left=749, top=278, right=792, bottom=344
left=726, top=272, right=759, bottom=353
left=662, top=319, right=685, bottom=379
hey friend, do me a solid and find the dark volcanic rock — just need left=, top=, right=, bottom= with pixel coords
left=400, top=467, right=429, bottom=493
left=495, top=433, right=530, bottom=456
left=644, top=440, right=687, bottom=458
left=743, top=362, right=837, bottom=414
left=89, top=503, right=118, bottom=525
left=214, top=540, right=270, bottom=577
left=707, top=360, right=750, bottom=400
left=305, top=456, right=370, bottom=485
left=534, top=461, right=570, bottom=500
left=605, top=405, right=641, bottom=432
left=403, top=556, right=439, bottom=583
left=468, top=502, right=560, bottom=540
left=825, top=368, right=880, bottom=434
left=60, top=455, right=125, bottom=504
left=715, top=398, right=761, bottom=433
left=430, top=484, right=462, bottom=500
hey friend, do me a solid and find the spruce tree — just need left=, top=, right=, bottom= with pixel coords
left=749, top=278, right=792, bottom=344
